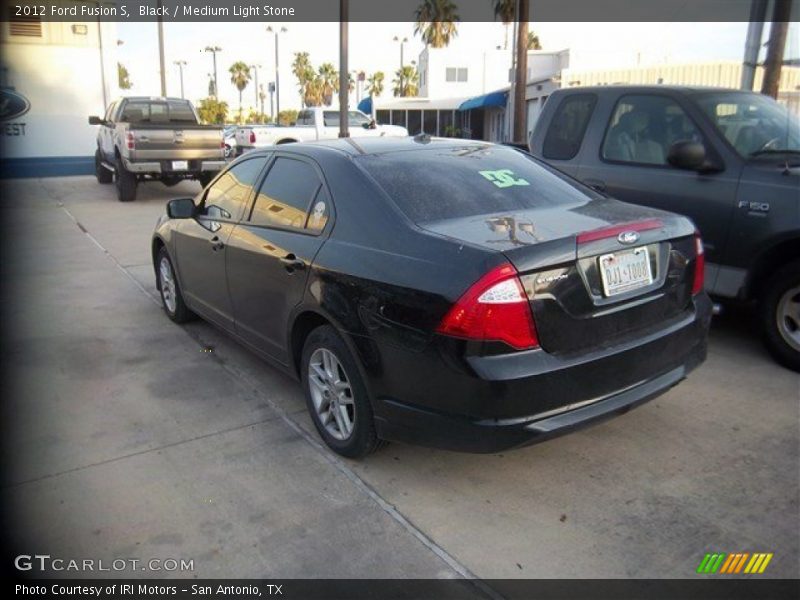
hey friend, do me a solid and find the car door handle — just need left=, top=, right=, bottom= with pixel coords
left=280, top=254, right=305, bottom=272
left=583, top=178, right=607, bottom=193
left=209, top=236, right=224, bottom=251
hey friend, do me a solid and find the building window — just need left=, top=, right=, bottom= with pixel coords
left=445, top=68, right=469, bottom=83
left=423, top=110, right=437, bottom=134
left=407, top=110, right=422, bottom=134
left=9, top=14, right=42, bottom=37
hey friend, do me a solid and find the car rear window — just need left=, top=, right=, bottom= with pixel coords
left=356, top=144, right=590, bottom=223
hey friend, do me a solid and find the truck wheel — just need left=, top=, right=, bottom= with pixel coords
left=114, top=156, right=137, bottom=202
left=760, top=260, right=800, bottom=372
left=95, top=149, right=112, bottom=184
left=198, top=173, right=214, bottom=188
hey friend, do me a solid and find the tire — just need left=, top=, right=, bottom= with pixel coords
left=156, top=247, right=195, bottom=324
left=760, top=260, right=800, bottom=372
left=198, top=172, right=214, bottom=189
left=114, top=155, right=137, bottom=202
left=301, top=325, right=384, bottom=458
left=95, top=149, right=112, bottom=184
left=224, top=144, right=233, bottom=159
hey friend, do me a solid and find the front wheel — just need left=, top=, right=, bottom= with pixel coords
left=156, top=247, right=195, bottom=324
left=95, top=149, right=112, bottom=184
left=760, top=260, right=800, bottom=372
left=301, top=325, right=384, bottom=458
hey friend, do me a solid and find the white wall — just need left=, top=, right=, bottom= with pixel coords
left=418, top=46, right=511, bottom=100
left=1, top=19, right=117, bottom=160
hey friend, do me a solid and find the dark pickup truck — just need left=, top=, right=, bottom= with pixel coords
left=529, top=86, right=799, bottom=371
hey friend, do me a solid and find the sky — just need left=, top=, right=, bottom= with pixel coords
left=115, top=21, right=800, bottom=112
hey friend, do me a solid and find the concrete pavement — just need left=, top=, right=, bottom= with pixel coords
left=2, top=176, right=798, bottom=581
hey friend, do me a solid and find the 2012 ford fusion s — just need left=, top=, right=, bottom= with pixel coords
left=152, top=137, right=712, bottom=457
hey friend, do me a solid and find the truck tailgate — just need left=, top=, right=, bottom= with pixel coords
left=130, top=126, right=223, bottom=161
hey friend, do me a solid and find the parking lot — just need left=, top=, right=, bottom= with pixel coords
left=2, top=176, right=798, bottom=580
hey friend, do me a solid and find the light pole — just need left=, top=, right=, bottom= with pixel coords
left=174, top=60, right=187, bottom=99
left=203, top=45, right=222, bottom=98
left=339, top=0, right=348, bottom=138
left=266, top=26, right=287, bottom=124
left=393, top=35, right=407, bottom=96
left=268, top=82, right=276, bottom=120
left=249, top=64, right=261, bottom=115
left=259, top=84, right=266, bottom=122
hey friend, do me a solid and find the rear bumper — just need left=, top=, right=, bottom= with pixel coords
left=371, top=294, right=711, bottom=453
left=122, top=158, right=225, bottom=174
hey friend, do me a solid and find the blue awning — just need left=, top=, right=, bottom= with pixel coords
left=357, top=96, right=372, bottom=114
left=458, top=90, right=508, bottom=111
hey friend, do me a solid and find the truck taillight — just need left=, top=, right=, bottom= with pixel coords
left=126, top=132, right=135, bottom=150
left=437, top=263, right=539, bottom=351
left=249, top=131, right=256, bottom=144
left=692, top=232, right=705, bottom=295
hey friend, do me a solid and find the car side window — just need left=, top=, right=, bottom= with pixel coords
left=203, top=158, right=265, bottom=222
left=250, top=157, right=324, bottom=231
left=296, top=110, right=312, bottom=125
left=602, top=95, right=703, bottom=166
left=542, top=94, right=597, bottom=160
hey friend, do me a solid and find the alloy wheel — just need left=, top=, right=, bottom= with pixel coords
left=308, top=348, right=355, bottom=440
left=777, top=284, right=800, bottom=352
left=159, top=257, right=177, bottom=314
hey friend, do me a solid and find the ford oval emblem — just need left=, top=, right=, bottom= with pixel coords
left=0, top=88, right=31, bottom=121
left=618, top=231, right=640, bottom=245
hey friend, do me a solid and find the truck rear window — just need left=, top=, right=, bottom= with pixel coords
left=357, top=144, right=590, bottom=223
left=119, top=101, right=197, bottom=124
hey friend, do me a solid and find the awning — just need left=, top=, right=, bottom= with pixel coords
left=357, top=96, right=372, bottom=114
left=458, top=90, right=508, bottom=111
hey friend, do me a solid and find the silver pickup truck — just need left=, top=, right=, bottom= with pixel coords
left=89, top=97, right=225, bottom=202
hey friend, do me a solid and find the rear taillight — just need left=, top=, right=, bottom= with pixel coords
left=437, top=263, right=539, bottom=350
left=249, top=131, right=256, bottom=144
left=126, top=132, right=135, bottom=150
left=692, top=232, right=705, bottom=295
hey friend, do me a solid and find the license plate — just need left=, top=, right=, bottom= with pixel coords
left=598, top=246, right=653, bottom=297
left=171, top=160, right=188, bottom=171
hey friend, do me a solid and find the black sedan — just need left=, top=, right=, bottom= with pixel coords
left=152, top=137, right=711, bottom=457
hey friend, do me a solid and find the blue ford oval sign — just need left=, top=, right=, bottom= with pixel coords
left=617, top=231, right=640, bottom=245
left=0, top=89, right=31, bottom=121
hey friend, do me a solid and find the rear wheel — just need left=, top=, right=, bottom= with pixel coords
left=157, top=247, right=195, bottom=323
left=114, top=156, right=137, bottom=202
left=760, top=260, right=800, bottom=372
left=301, top=325, right=384, bottom=458
left=198, top=172, right=214, bottom=188
left=95, top=149, right=112, bottom=184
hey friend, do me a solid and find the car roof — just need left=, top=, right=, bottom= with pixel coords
left=556, top=84, right=759, bottom=96
left=243, top=136, right=496, bottom=160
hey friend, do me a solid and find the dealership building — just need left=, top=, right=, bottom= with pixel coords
left=0, top=7, right=118, bottom=178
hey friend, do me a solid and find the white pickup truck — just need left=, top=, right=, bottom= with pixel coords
left=234, top=107, right=407, bottom=153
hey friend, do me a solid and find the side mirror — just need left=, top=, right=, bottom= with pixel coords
left=667, top=140, right=707, bottom=171
left=166, top=198, right=196, bottom=219
left=88, top=116, right=105, bottom=126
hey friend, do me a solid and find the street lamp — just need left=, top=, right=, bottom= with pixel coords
left=249, top=64, right=262, bottom=115
left=174, top=60, right=187, bottom=99
left=266, top=26, right=287, bottom=124
left=393, top=35, right=408, bottom=96
left=203, top=45, right=222, bottom=98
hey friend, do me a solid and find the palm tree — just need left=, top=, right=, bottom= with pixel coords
left=317, top=62, right=339, bottom=106
left=292, top=52, right=313, bottom=107
left=228, top=61, right=251, bottom=123
left=414, top=0, right=459, bottom=48
left=527, top=31, right=542, bottom=50
left=492, top=0, right=515, bottom=50
left=366, top=71, right=385, bottom=98
left=304, top=76, right=325, bottom=107
left=392, top=66, right=419, bottom=97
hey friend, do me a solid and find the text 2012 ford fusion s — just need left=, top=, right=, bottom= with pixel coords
left=152, top=137, right=712, bottom=457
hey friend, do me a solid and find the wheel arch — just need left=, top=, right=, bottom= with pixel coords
left=745, top=236, right=800, bottom=300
